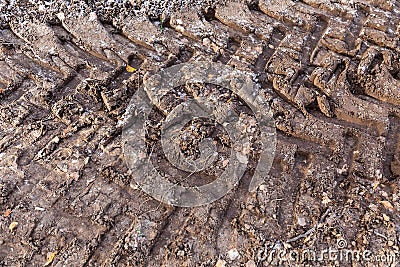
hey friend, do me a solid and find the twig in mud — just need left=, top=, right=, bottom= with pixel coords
left=373, top=230, right=388, bottom=240
left=0, top=42, right=16, bottom=46
left=286, top=207, right=332, bottom=243
left=137, top=144, right=162, bottom=214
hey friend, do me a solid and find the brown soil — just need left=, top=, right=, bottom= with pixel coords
left=1, top=0, right=400, bottom=266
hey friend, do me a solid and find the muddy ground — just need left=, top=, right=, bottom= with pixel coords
left=1, top=0, right=400, bottom=266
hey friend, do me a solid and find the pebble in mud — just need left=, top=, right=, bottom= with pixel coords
left=246, top=260, right=257, bottom=267
left=215, top=259, right=226, bottom=267
left=227, top=248, right=240, bottom=260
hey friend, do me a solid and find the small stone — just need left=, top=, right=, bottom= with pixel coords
left=382, top=213, right=390, bottom=221
left=380, top=200, right=394, bottom=210
left=177, top=250, right=185, bottom=257
left=388, top=240, right=395, bottom=247
left=246, top=260, right=257, bottom=267
left=228, top=248, right=240, bottom=260
left=215, top=259, right=226, bottom=267
left=236, top=152, right=248, bottom=164
left=203, top=38, right=211, bottom=46
left=176, top=25, right=185, bottom=32
left=297, top=217, right=307, bottom=226
left=88, top=12, right=97, bottom=21
left=222, top=159, right=229, bottom=167
left=9, top=221, right=18, bottom=231
left=57, top=12, right=65, bottom=21
left=322, top=195, right=332, bottom=204
left=369, top=204, right=378, bottom=212
left=4, top=209, right=11, bottom=217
